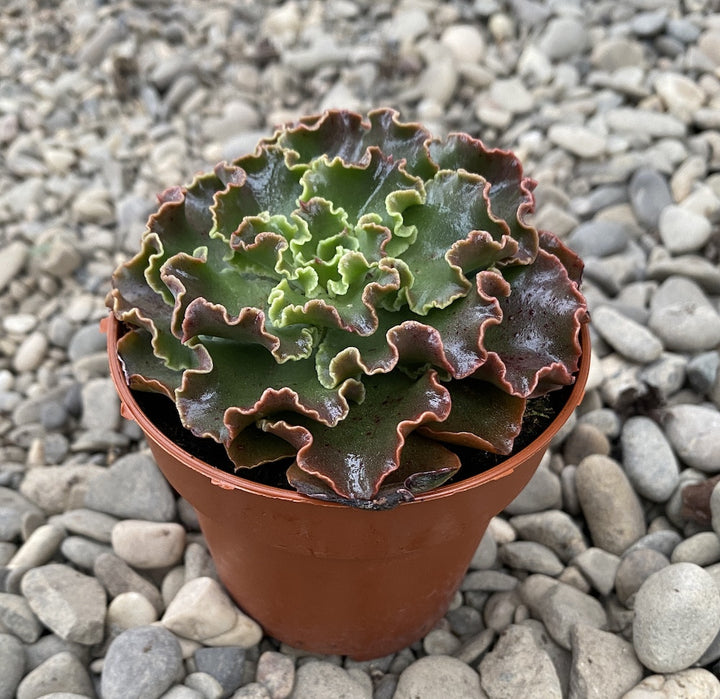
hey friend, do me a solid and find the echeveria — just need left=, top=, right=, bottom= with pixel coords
left=108, top=109, right=589, bottom=509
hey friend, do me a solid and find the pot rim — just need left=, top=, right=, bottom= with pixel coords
left=104, top=314, right=591, bottom=507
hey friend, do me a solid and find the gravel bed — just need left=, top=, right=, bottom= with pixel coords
left=2, top=0, right=720, bottom=697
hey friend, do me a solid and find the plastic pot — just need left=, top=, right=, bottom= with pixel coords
left=104, top=314, right=590, bottom=660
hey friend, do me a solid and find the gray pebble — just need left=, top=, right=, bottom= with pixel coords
left=446, top=605, right=483, bottom=637
left=423, top=628, right=461, bottom=655
left=193, top=646, right=245, bottom=697
left=639, top=352, right=687, bottom=398
left=572, top=547, right=620, bottom=596
left=289, top=660, right=370, bottom=699
left=7, top=524, right=65, bottom=570
left=256, top=650, right=295, bottom=699
left=461, top=570, right=518, bottom=593
left=112, top=519, right=185, bottom=570
left=52, top=508, right=118, bottom=544
left=605, top=108, right=686, bottom=139
left=649, top=276, right=720, bottom=352
left=624, top=530, right=682, bottom=559
left=24, top=633, right=89, bottom=672
left=0, top=241, right=28, bottom=293
left=563, top=423, right=611, bottom=465
left=40, top=401, right=68, bottom=430
left=93, top=552, right=164, bottom=614
left=396, top=655, right=483, bottom=699
left=504, top=463, right=561, bottom=515
left=67, top=323, right=107, bottom=362
left=160, top=687, right=204, bottom=699
left=671, top=531, right=720, bottom=566
left=0, top=592, right=42, bottom=643
left=548, top=124, right=606, bottom=159
left=624, top=669, right=720, bottom=698
left=687, top=351, right=719, bottom=396
left=0, top=632, right=25, bottom=699
left=592, top=306, right=663, bottom=364
left=575, top=455, right=646, bottom=555
left=510, top=510, right=587, bottom=562
left=569, top=624, right=643, bottom=699
left=13, top=331, right=48, bottom=373
left=231, top=684, right=271, bottom=699
left=101, top=625, right=184, bottom=699
left=659, top=205, right=712, bottom=254
left=60, top=535, right=112, bottom=570
left=469, top=529, right=497, bottom=569
left=184, top=672, right=224, bottom=698
left=80, top=377, right=120, bottom=432
left=499, top=541, right=564, bottom=576
left=663, top=404, right=720, bottom=472
left=0, top=486, right=44, bottom=541
left=16, top=651, right=94, bottom=699
left=646, top=251, right=720, bottom=295
left=454, top=628, right=496, bottom=666
left=567, top=220, right=629, bottom=258
left=578, top=409, right=621, bottom=438
left=20, top=464, right=105, bottom=516
left=539, top=17, right=588, bottom=60
left=621, top=416, right=679, bottom=502
left=633, top=562, right=720, bottom=672
left=85, top=451, right=177, bottom=522
left=537, top=582, right=608, bottom=650
left=21, top=563, right=106, bottom=644
left=479, top=624, right=561, bottom=697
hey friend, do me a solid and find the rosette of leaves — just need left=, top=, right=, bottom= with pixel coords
left=108, top=109, right=588, bottom=509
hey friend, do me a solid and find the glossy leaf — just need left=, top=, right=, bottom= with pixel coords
left=261, top=370, right=451, bottom=501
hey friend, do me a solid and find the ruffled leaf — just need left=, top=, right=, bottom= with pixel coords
left=176, top=339, right=364, bottom=445
left=285, top=432, right=460, bottom=509
left=261, top=370, right=451, bottom=501
left=116, top=327, right=191, bottom=398
left=471, top=250, right=589, bottom=397
left=300, top=149, right=424, bottom=245
left=277, top=108, right=437, bottom=179
left=429, top=133, right=538, bottom=263
left=539, top=230, right=584, bottom=285
left=227, top=425, right=297, bottom=469
left=420, top=275, right=503, bottom=379
left=420, top=380, right=526, bottom=454
left=400, top=170, right=519, bottom=313
left=268, top=254, right=402, bottom=336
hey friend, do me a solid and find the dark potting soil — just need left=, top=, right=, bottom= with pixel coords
left=132, top=383, right=572, bottom=493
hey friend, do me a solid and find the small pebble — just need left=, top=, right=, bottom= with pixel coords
left=256, top=650, right=295, bottom=699
left=101, top=625, right=183, bottom=699
left=536, top=581, right=608, bottom=650
left=671, top=531, right=720, bottom=566
left=84, top=451, right=177, bottom=522
left=479, top=624, right=561, bottom=697
left=111, top=519, right=186, bottom=570
left=396, top=655, right=484, bottom=699
left=21, top=563, right=106, bottom=644
left=623, top=669, right=720, bottom=698
left=615, top=548, right=670, bottom=608
left=289, top=660, right=371, bottom=699
left=15, top=651, right=94, bottom=699
left=621, top=416, right=679, bottom=502
left=106, top=591, right=159, bottom=630
left=663, top=404, right=720, bottom=473
left=575, top=455, right=646, bottom=555
left=569, top=624, right=643, bottom=699
left=633, top=562, right=720, bottom=672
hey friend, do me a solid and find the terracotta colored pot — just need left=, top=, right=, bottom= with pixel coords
left=104, top=314, right=590, bottom=660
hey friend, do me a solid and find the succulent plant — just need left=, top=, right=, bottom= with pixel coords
left=108, top=108, right=589, bottom=509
